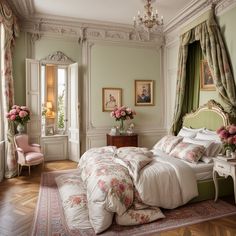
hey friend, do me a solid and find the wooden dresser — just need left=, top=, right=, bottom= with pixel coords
left=106, top=133, right=138, bottom=148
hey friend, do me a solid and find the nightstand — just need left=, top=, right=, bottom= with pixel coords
left=106, top=133, right=138, bottom=148
left=213, top=157, right=236, bottom=204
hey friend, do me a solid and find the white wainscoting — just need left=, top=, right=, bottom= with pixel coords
left=0, top=141, right=5, bottom=182
left=41, top=135, right=68, bottom=161
left=85, top=127, right=167, bottom=152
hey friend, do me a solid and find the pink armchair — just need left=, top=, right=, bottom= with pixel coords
left=14, top=134, right=44, bottom=176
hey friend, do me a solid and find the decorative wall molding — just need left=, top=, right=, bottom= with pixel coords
left=20, top=17, right=164, bottom=44
left=215, top=0, right=236, bottom=15
left=7, top=0, right=34, bottom=19
left=40, top=51, right=75, bottom=65
left=164, top=0, right=236, bottom=34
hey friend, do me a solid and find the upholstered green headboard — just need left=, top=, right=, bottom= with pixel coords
left=183, top=100, right=230, bottom=131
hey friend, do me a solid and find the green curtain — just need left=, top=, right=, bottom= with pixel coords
left=171, top=9, right=236, bottom=134
left=174, top=41, right=202, bottom=133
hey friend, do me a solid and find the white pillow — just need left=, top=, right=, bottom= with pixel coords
left=183, top=138, right=220, bottom=157
left=195, top=131, right=221, bottom=143
left=177, top=128, right=198, bottom=138
left=183, top=127, right=205, bottom=132
left=153, top=135, right=183, bottom=153
left=202, top=129, right=217, bottom=135
left=201, top=156, right=214, bottom=164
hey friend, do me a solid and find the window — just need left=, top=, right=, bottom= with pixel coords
left=41, top=64, right=68, bottom=135
left=57, top=67, right=67, bottom=133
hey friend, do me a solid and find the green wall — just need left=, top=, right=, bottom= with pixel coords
left=90, top=43, right=162, bottom=127
left=12, top=34, right=82, bottom=106
left=199, top=6, right=236, bottom=105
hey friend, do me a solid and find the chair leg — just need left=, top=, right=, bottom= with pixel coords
left=29, top=165, right=31, bottom=176
left=19, top=165, right=22, bottom=176
left=18, top=164, right=19, bottom=177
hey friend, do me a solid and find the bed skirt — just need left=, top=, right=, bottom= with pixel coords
left=191, top=177, right=234, bottom=203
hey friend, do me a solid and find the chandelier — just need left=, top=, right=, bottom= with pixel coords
left=133, top=0, right=163, bottom=31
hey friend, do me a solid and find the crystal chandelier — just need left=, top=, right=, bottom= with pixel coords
left=133, top=0, right=163, bottom=31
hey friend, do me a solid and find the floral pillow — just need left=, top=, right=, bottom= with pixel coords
left=116, top=206, right=165, bottom=226
left=153, top=135, right=183, bottom=153
left=169, top=142, right=205, bottom=163
left=55, top=172, right=92, bottom=230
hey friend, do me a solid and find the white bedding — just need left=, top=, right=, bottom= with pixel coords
left=184, top=161, right=213, bottom=180
left=152, top=149, right=214, bottom=181
left=79, top=147, right=199, bottom=233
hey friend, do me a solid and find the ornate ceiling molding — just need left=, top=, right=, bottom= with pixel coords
left=7, top=0, right=34, bottom=19
left=20, top=16, right=164, bottom=44
left=40, top=51, right=75, bottom=65
left=164, top=0, right=235, bottom=34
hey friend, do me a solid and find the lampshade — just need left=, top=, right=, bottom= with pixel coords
left=46, top=101, right=52, bottom=109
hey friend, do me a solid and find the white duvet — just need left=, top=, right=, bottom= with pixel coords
left=78, top=146, right=199, bottom=233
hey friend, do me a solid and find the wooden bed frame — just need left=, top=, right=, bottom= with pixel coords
left=182, top=99, right=234, bottom=202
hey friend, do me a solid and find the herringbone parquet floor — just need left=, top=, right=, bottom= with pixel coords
left=0, top=160, right=236, bottom=236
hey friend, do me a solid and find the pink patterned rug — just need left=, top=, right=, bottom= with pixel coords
left=31, top=169, right=236, bottom=236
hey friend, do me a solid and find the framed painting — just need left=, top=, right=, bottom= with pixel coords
left=102, top=88, right=122, bottom=112
left=135, top=80, right=154, bottom=106
left=46, top=125, right=54, bottom=136
left=200, top=60, right=215, bottom=91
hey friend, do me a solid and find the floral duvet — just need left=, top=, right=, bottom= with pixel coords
left=77, top=146, right=198, bottom=234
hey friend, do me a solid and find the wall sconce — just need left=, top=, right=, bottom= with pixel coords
left=46, top=101, right=55, bottom=118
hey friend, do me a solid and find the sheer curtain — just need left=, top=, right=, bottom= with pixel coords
left=171, top=9, right=236, bottom=134
left=0, top=1, right=19, bottom=178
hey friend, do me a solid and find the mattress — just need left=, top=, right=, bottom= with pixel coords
left=152, top=149, right=213, bottom=181
left=183, top=160, right=213, bottom=181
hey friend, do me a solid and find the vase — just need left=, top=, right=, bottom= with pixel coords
left=119, top=119, right=126, bottom=135
left=17, top=123, right=25, bottom=134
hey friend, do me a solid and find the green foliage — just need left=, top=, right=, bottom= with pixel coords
left=57, top=90, right=65, bottom=129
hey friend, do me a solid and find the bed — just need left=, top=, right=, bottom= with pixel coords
left=55, top=99, right=234, bottom=234
left=181, top=99, right=233, bottom=202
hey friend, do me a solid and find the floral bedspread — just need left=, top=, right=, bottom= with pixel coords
left=78, top=146, right=198, bottom=234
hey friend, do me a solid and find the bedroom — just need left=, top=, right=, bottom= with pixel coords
left=0, top=0, right=236, bottom=235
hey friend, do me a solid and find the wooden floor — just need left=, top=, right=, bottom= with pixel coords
left=0, top=160, right=236, bottom=236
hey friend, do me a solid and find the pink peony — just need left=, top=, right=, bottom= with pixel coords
left=227, top=137, right=234, bottom=144
left=9, top=109, right=16, bottom=115
left=216, top=126, right=225, bottom=134
left=121, top=111, right=126, bottom=116
left=219, top=130, right=229, bottom=139
left=10, top=115, right=16, bottom=121
left=19, top=111, right=27, bottom=118
left=229, top=125, right=236, bottom=135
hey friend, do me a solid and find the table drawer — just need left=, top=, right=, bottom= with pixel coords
left=215, top=162, right=231, bottom=174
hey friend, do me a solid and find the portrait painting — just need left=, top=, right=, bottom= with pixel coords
left=200, top=60, right=215, bottom=91
left=102, top=88, right=122, bottom=112
left=135, top=80, right=154, bottom=106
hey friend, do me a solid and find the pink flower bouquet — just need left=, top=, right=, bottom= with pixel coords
left=110, top=106, right=136, bottom=134
left=110, top=106, right=136, bottom=121
left=6, top=105, right=30, bottom=125
left=217, top=124, right=236, bottom=152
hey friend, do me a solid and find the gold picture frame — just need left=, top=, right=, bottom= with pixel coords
left=102, top=88, right=122, bottom=112
left=135, top=80, right=154, bottom=106
left=200, top=60, right=215, bottom=91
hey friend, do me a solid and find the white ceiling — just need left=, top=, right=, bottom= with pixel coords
left=33, top=0, right=191, bottom=25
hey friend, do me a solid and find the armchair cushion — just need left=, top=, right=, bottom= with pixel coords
left=25, top=152, right=44, bottom=163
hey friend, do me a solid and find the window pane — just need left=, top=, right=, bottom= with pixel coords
left=57, top=68, right=66, bottom=133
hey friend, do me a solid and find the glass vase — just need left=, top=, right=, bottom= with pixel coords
left=16, top=123, right=25, bottom=134
left=119, top=119, right=125, bottom=135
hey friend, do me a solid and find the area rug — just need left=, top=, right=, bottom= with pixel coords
left=31, top=169, right=236, bottom=236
